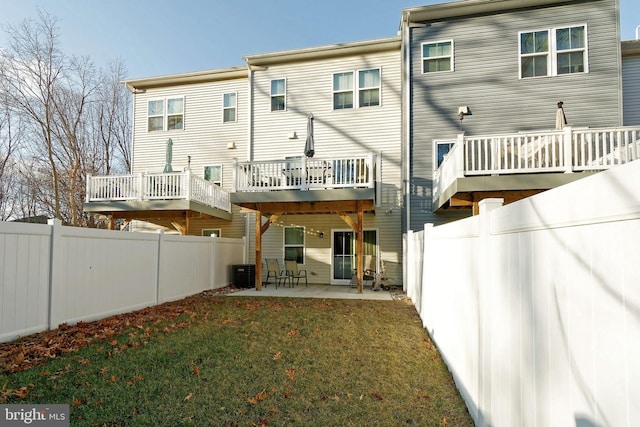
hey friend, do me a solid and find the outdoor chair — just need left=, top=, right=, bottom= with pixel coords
left=285, top=260, right=308, bottom=287
left=265, top=258, right=291, bottom=288
left=350, top=255, right=376, bottom=288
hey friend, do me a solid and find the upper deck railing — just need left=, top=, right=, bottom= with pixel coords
left=232, top=153, right=377, bottom=192
left=85, top=170, right=231, bottom=212
left=434, top=126, right=640, bottom=203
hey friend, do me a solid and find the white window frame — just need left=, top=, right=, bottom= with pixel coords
left=357, top=68, right=381, bottom=108
left=223, top=92, right=237, bottom=123
left=147, top=99, right=164, bottom=132
left=147, top=96, right=184, bottom=132
left=202, top=228, right=221, bottom=237
left=555, top=24, right=589, bottom=75
left=332, top=71, right=354, bottom=110
left=284, top=226, right=305, bottom=264
left=433, top=139, right=457, bottom=170
left=204, top=164, right=223, bottom=187
left=518, top=29, right=550, bottom=78
left=421, top=40, right=454, bottom=74
left=518, top=24, right=588, bottom=79
left=270, top=78, right=286, bottom=112
left=332, top=68, right=381, bottom=110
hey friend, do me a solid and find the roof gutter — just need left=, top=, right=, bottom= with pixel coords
left=404, top=0, right=581, bottom=24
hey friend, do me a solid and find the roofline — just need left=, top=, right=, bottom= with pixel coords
left=402, top=0, right=580, bottom=24
left=243, top=36, right=401, bottom=67
left=123, top=66, right=248, bottom=91
left=622, top=40, right=640, bottom=56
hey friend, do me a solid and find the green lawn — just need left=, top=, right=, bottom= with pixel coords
left=1, top=291, right=473, bottom=426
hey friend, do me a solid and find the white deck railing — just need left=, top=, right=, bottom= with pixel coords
left=434, top=126, right=640, bottom=203
left=232, top=153, right=377, bottom=192
left=85, top=171, right=231, bottom=212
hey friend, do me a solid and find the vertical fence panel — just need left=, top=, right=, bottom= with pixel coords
left=410, top=160, right=640, bottom=427
left=0, top=223, right=51, bottom=342
left=1, top=222, right=246, bottom=343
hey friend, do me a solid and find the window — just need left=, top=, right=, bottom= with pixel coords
left=434, top=140, right=456, bottom=168
left=358, top=68, right=380, bottom=107
left=519, top=25, right=587, bottom=78
left=223, top=92, right=237, bottom=122
left=284, top=226, right=304, bottom=264
left=147, top=97, right=184, bottom=131
left=202, top=229, right=221, bottom=237
left=332, top=68, right=381, bottom=110
left=204, top=165, right=222, bottom=186
left=520, top=31, right=549, bottom=78
left=333, top=72, right=354, bottom=109
left=148, top=100, right=164, bottom=131
left=556, top=26, right=586, bottom=74
left=422, top=41, right=453, bottom=73
left=166, top=98, right=183, bottom=130
left=271, top=79, right=286, bottom=111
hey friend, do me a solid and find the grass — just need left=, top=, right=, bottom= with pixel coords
left=1, top=291, right=473, bottom=426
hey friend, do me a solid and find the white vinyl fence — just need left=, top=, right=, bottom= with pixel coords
left=1, top=221, right=245, bottom=343
left=405, top=160, right=640, bottom=427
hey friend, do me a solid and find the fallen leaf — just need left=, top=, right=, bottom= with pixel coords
left=273, top=352, right=282, bottom=360
left=192, top=367, right=200, bottom=377
left=286, top=368, right=295, bottom=381
left=371, top=392, right=384, bottom=400
left=287, top=328, right=298, bottom=337
left=183, top=393, right=193, bottom=402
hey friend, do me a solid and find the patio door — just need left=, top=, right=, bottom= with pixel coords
left=331, top=229, right=377, bottom=285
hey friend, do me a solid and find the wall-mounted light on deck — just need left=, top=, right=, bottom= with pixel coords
left=288, top=132, right=297, bottom=139
left=318, top=232, right=324, bottom=238
left=457, top=106, right=472, bottom=131
left=226, top=142, right=236, bottom=150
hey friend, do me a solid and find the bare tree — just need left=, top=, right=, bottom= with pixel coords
left=95, top=59, right=131, bottom=174
left=0, top=10, right=64, bottom=220
left=0, top=10, right=132, bottom=226
left=0, top=98, right=20, bottom=220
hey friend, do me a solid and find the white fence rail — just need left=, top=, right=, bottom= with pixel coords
left=86, top=171, right=232, bottom=212
left=0, top=221, right=245, bottom=343
left=232, top=153, right=377, bottom=192
left=407, top=160, right=640, bottom=427
left=434, top=126, right=640, bottom=204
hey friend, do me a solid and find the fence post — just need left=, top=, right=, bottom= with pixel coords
left=477, top=198, right=503, bottom=427
left=232, top=158, right=238, bottom=192
left=456, top=133, right=466, bottom=178
left=155, top=229, right=163, bottom=305
left=405, top=230, right=414, bottom=300
left=563, top=126, right=573, bottom=173
left=185, top=169, right=192, bottom=200
left=138, top=173, right=144, bottom=200
left=85, top=174, right=92, bottom=202
left=47, top=219, right=63, bottom=330
left=418, top=223, right=434, bottom=321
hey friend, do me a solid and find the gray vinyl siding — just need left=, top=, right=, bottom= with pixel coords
left=623, top=55, right=640, bottom=125
left=408, top=0, right=622, bottom=230
left=247, top=47, right=403, bottom=284
left=130, top=77, right=249, bottom=238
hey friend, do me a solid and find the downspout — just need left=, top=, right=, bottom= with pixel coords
left=244, top=59, right=253, bottom=263
left=130, top=90, right=136, bottom=174
left=401, top=12, right=412, bottom=234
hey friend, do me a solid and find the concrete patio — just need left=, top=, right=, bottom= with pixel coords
left=227, top=284, right=393, bottom=300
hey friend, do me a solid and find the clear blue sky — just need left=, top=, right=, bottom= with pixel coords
left=1, top=0, right=638, bottom=80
